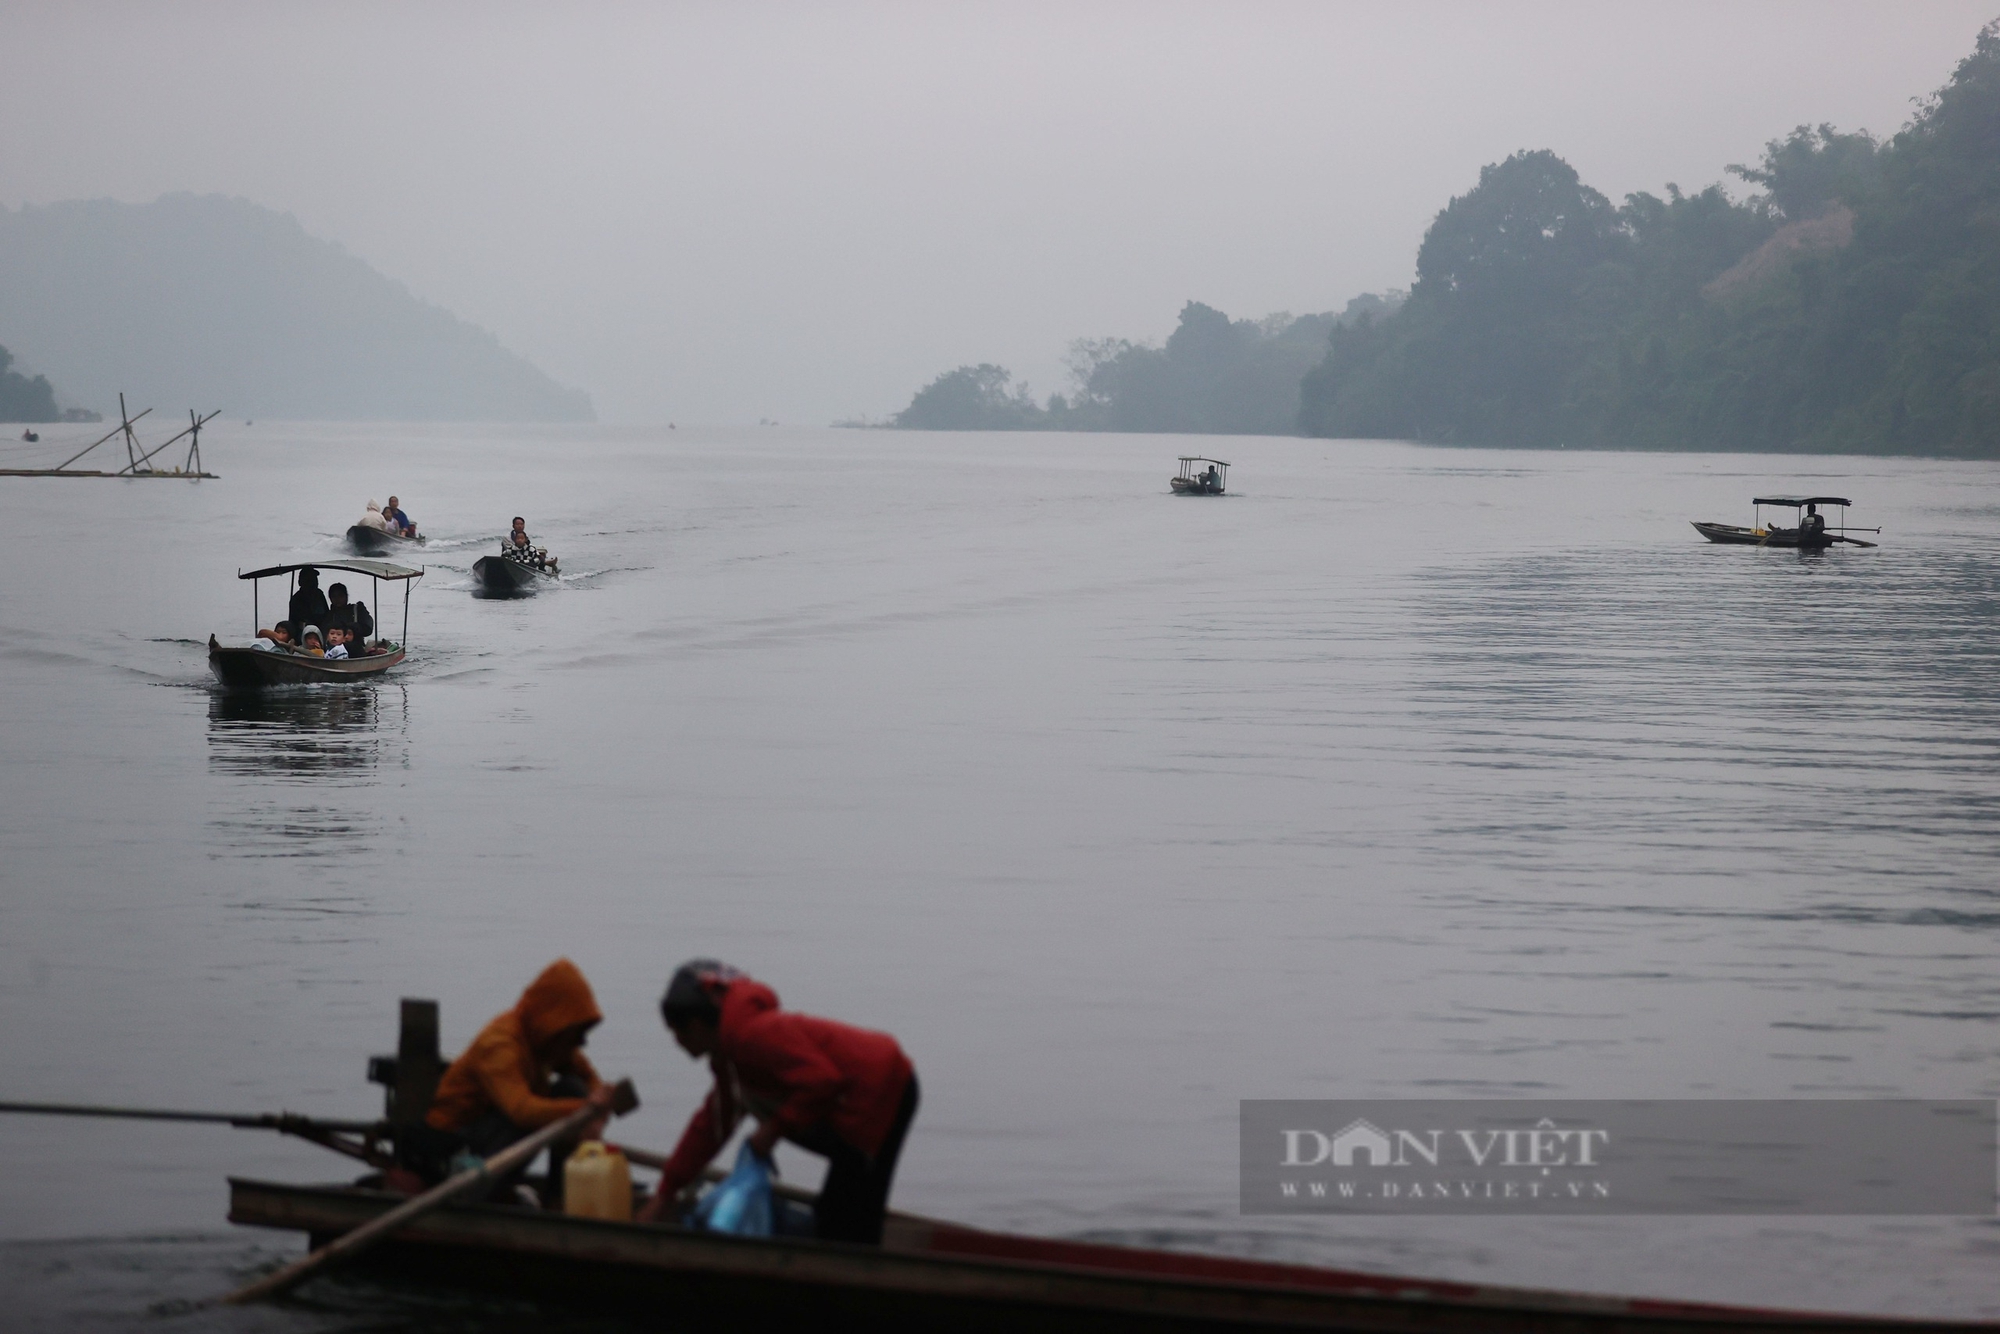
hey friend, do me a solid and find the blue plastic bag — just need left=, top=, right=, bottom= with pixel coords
left=690, top=1143, right=774, bottom=1236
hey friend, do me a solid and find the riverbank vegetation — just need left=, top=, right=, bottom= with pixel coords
left=895, top=22, right=2000, bottom=457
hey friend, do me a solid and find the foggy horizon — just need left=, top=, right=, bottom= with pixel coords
left=3, top=1, right=1995, bottom=425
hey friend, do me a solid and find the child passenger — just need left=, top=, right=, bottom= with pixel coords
left=323, top=627, right=350, bottom=660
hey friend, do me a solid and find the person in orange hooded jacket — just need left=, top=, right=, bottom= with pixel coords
left=409, top=958, right=617, bottom=1191
left=637, top=960, right=917, bottom=1244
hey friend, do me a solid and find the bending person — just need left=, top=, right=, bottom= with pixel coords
left=638, top=960, right=917, bottom=1244
left=406, top=958, right=617, bottom=1201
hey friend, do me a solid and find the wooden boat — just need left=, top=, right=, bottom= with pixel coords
left=473, top=553, right=555, bottom=595
left=209, top=636, right=406, bottom=687
left=1172, top=456, right=1230, bottom=495
left=345, top=525, right=425, bottom=557
left=1692, top=498, right=1878, bottom=549
left=207, top=558, right=424, bottom=690
left=228, top=1176, right=1967, bottom=1332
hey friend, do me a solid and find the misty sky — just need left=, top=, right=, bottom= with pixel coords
left=3, top=2, right=1994, bottom=425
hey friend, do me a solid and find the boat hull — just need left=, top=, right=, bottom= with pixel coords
left=473, top=555, right=554, bottom=595
left=208, top=637, right=404, bottom=688
left=226, top=1179, right=1929, bottom=1333
left=1170, top=478, right=1225, bottom=495
left=1691, top=522, right=1830, bottom=549
left=346, top=525, right=423, bottom=556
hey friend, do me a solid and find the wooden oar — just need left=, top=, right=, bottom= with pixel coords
left=223, top=1078, right=637, bottom=1305
left=1832, top=534, right=1879, bottom=547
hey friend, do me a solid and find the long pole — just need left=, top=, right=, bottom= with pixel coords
left=121, top=394, right=139, bottom=472
left=55, top=408, right=151, bottom=471
left=0, top=1100, right=378, bottom=1133
left=222, top=1078, right=637, bottom=1305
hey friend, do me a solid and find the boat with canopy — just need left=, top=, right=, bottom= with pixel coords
left=1692, top=497, right=1879, bottom=548
left=1171, top=456, right=1230, bottom=495
left=207, top=558, right=423, bottom=688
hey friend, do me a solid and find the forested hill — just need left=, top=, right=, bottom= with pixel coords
left=0, top=194, right=593, bottom=422
left=893, top=294, right=1399, bottom=433
left=1300, top=22, right=2000, bottom=457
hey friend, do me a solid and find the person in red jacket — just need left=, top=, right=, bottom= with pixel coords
left=637, top=960, right=918, bottom=1243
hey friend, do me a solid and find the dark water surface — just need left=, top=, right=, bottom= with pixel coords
left=3, top=424, right=1998, bottom=1327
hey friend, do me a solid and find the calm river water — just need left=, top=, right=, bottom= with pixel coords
left=2, top=424, right=1997, bottom=1329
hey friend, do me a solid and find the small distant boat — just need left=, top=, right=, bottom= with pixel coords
left=20, top=429, right=38, bottom=443
left=346, top=525, right=426, bottom=557
left=473, top=554, right=556, bottom=596
left=207, top=558, right=424, bottom=689
left=1692, top=496, right=1878, bottom=549
left=1171, top=456, right=1229, bottom=495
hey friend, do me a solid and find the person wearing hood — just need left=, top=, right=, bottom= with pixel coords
left=287, top=568, right=330, bottom=640
left=637, top=961, right=918, bottom=1244
left=298, top=626, right=325, bottom=657
left=356, top=500, right=392, bottom=533
left=411, top=958, right=617, bottom=1195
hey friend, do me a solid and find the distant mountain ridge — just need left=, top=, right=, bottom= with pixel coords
left=0, top=193, right=592, bottom=422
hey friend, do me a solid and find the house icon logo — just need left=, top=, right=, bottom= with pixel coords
left=1330, top=1118, right=1395, bottom=1166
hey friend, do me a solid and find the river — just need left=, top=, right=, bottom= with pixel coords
left=2, top=423, right=1997, bottom=1329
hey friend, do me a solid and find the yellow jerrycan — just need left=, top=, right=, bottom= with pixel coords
left=564, top=1141, right=633, bottom=1220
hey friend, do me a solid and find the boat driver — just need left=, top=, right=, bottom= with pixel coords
left=506, top=517, right=558, bottom=573
left=1801, top=503, right=1826, bottom=541
left=287, top=568, right=330, bottom=641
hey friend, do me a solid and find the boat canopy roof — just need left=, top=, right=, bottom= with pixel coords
left=1754, top=496, right=1850, bottom=508
left=238, top=558, right=424, bottom=581
left=1178, top=456, right=1231, bottom=466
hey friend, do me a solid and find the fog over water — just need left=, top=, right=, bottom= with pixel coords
left=2, top=3, right=1996, bottom=422
left=1, top=425, right=1998, bottom=1328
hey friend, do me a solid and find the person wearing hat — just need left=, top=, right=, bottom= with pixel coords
left=287, top=567, right=330, bottom=641
left=637, top=960, right=918, bottom=1244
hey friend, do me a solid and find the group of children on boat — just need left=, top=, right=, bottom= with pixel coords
left=402, top=958, right=917, bottom=1246
left=251, top=566, right=394, bottom=658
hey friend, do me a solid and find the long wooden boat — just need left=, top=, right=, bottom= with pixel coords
left=473, top=554, right=555, bottom=595
left=1689, top=522, right=1827, bottom=548
left=1692, top=497, right=1878, bottom=549
left=346, top=525, right=425, bottom=557
left=228, top=1178, right=1966, bottom=1332
left=208, top=558, right=424, bottom=690
left=209, top=636, right=405, bottom=687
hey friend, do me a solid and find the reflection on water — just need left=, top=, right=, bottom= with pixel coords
left=207, top=685, right=409, bottom=856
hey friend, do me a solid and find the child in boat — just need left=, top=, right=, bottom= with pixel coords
left=383, top=496, right=417, bottom=537
left=408, top=959, right=617, bottom=1199
left=637, top=960, right=918, bottom=1244
left=323, top=627, right=350, bottom=660
left=253, top=625, right=294, bottom=651
left=298, top=627, right=325, bottom=657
